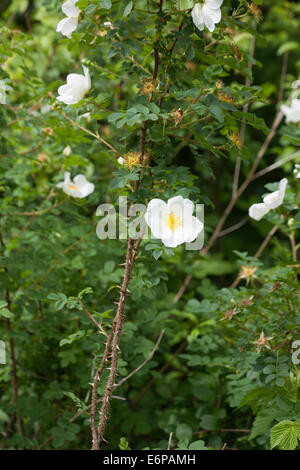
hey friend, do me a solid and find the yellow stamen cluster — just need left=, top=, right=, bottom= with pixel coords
left=68, top=184, right=78, bottom=190
left=121, top=151, right=148, bottom=169
left=141, top=79, right=157, bottom=96
left=231, top=131, right=243, bottom=148
left=239, top=265, right=257, bottom=281
left=218, top=91, right=234, bottom=104
left=166, top=212, right=182, bottom=231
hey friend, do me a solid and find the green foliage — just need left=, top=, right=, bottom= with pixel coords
left=271, top=420, right=300, bottom=450
left=0, top=0, right=299, bottom=451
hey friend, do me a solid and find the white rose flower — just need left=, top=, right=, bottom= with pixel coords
left=192, top=0, right=223, bottom=33
left=57, top=65, right=91, bottom=105
left=248, top=178, right=288, bottom=221
left=56, top=0, right=81, bottom=39
left=57, top=172, right=94, bottom=198
left=144, top=196, right=203, bottom=248
left=103, top=21, right=114, bottom=29
left=293, top=164, right=300, bottom=179
left=280, top=99, right=300, bottom=124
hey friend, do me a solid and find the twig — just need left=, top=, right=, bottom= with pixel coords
left=62, top=112, right=122, bottom=156
left=168, top=431, right=173, bottom=450
left=76, top=298, right=107, bottom=336
left=253, top=150, right=300, bottom=180
left=113, top=329, right=165, bottom=390
left=218, top=216, right=248, bottom=238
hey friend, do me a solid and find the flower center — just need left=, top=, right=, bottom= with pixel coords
left=166, top=212, right=181, bottom=231
left=257, top=338, right=266, bottom=345
left=68, top=184, right=78, bottom=190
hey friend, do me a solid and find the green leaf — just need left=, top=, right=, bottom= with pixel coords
left=121, top=0, right=133, bottom=17
left=179, top=0, right=194, bottom=9
left=189, top=440, right=208, bottom=450
left=0, top=307, right=14, bottom=319
left=271, top=420, right=300, bottom=450
left=100, top=0, right=112, bottom=9
left=249, top=412, right=274, bottom=439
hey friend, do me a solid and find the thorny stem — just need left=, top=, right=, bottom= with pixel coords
left=92, top=235, right=144, bottom=449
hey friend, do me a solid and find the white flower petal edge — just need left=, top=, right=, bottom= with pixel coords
left=248, top=203, right=270, bottom=221
left=56, top=0, right=81, bottom=38
left=248, top=178, right=288, bottom=221
left=56, top=17, right=78, bottom=39
left=263, top=178, right=288, bottom=210
left=62, top=0, right=80, bottom=17
left=280, top=99, right=300, bottom=124
left=192, top=0, right=223, bottom=33
left=206, top=0, right=223, bottom=8
left=192, top=4, right=205, bottom=31
left=57, top=65, right=91, bottom=105
left=144, top=196, right=203, bottom=248
left=57, top=172, right=94, bottom=198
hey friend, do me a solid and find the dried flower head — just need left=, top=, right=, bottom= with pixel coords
left=239, top=265, right=258, bottom=282
left=220, top=308, right=239, bottom=321
left=240, top=297, right=254, bottom=308
left=218, top=91, right=234, bottom=103
left=233, top=45, right=242, bottom=62
left=253, top=331, right=273, bottom=352
left=248, top=2, right=262, bottom=22
left=172, top=108, right=183, bottom=126
left=42, top=127, right=55, bottom=137
left=141, top=78, right=157, bottom=96
left=270, top=282, right=282, bottom=292
left=37, top=152, right=47, bottom=163
left=216, top=80, right=224, bottom=89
